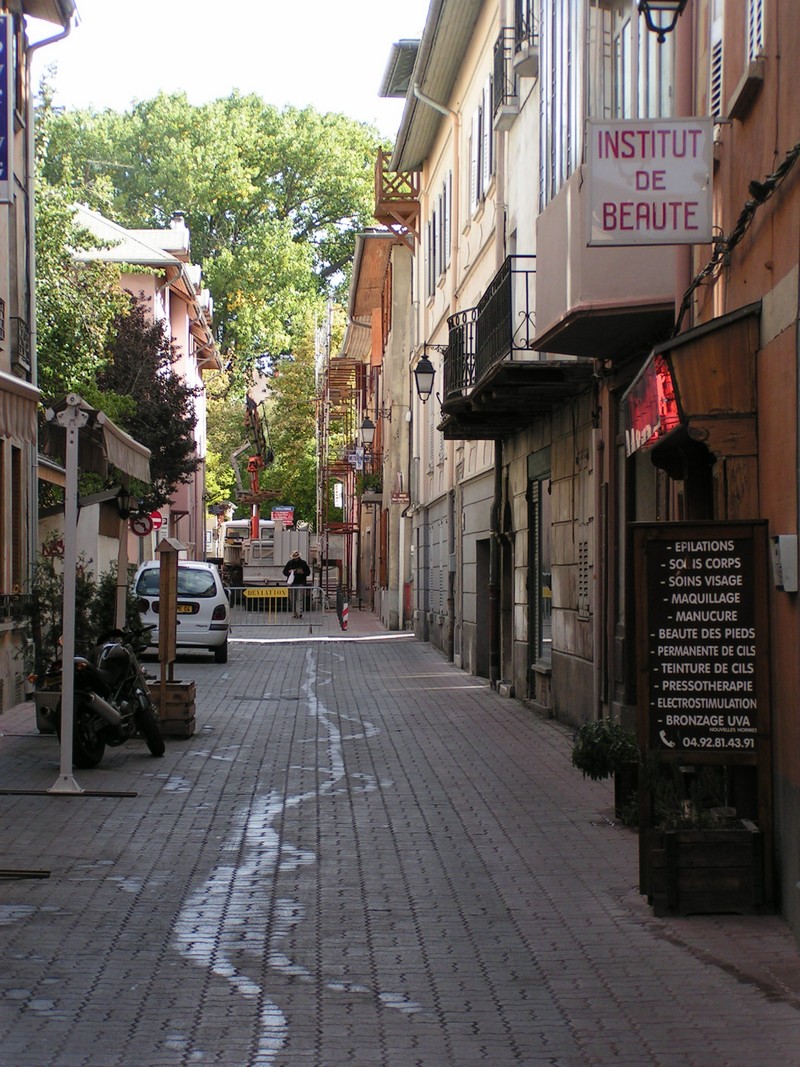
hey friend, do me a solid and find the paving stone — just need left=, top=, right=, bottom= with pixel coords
left=0, top=614, right=799, bottom=1065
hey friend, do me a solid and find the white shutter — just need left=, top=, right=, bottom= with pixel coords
left=709, top=0, right=723, bottom=120
left=482, top=76, right=493, bottom=191
left=747, top=0, right=764, bottom=62
left=444, top=172, right=452, bottom=268
left=425, top=220, right=433, bottom=298
left=470, top=109, right=480, bottom=212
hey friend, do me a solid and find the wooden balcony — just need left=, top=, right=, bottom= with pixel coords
left=374, top=149, right=420, bottom=249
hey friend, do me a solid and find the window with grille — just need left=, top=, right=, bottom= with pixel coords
left=578, top=538, right=590, bottom=619
left=529, top=475, right=552, bottom=662
left=11, top=445, right=22, bottom=591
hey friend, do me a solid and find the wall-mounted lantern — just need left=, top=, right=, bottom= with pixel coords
left=637, top=0, right=687, bottom=43
left=360, top=416, right=376, bottom=447
left=413, top=355, right=436, bottom=404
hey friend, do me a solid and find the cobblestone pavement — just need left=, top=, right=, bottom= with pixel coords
left=1, top=611, right=800, bottom=1066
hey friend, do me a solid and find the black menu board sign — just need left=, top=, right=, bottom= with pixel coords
left=635, top=524, right=772, bottom=759
left=645, top=534, right=758, bottom=753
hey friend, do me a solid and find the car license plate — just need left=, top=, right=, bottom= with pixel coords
left=176, top=603, right=196, bottom=614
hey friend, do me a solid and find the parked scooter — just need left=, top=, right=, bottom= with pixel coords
left=52, top=628, right=165, bottom=768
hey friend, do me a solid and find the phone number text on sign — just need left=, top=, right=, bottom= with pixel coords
left=647, top=537, right=758, bottom=752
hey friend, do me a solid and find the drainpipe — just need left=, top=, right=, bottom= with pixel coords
left=26, top=13, right=75, bottom=593
left=592, top=418, right=605, bottom=718
left=412, top=82, right=453, bottom=118
left=413, top=81, right=461, bottom=300
left=489, top=441, right=502, bottom=687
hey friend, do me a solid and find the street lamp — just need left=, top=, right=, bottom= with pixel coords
left=360, top=416, right=376, bottom=447
left=115, top=486, right=135, bottom=519
left=413, top=355, right=436, bottom=404
left=637, top=0, right=687, bottom=43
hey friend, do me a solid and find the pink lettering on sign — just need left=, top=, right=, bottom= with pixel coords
left=601, top=201, right=700, bottom=233
left=597, top=127, right=705, bottom=161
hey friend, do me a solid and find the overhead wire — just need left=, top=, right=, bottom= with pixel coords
left=673, top=137, right=800, bottom=335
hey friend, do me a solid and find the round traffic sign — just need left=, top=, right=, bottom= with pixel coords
left=150, top=511, right=164, bottom=530
left=130, top=514, right=154, bottom=537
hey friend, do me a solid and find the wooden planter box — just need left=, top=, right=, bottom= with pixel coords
left=649, top=823, right=764, bottom=917
left=148, top=680, right=196, bottom=739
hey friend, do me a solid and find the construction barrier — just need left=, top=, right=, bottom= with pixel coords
left=227, top=584, right=333, bottom=633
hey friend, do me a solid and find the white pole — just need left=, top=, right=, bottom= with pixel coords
left=49, top=394, right=87, bottom=793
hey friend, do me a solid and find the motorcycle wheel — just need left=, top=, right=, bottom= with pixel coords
left=134, top=694, right=166, bottom=757
left=58, top=698, right=106, bottom=769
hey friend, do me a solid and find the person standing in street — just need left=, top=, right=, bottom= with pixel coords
left=283, top=549, right=311, bottom=617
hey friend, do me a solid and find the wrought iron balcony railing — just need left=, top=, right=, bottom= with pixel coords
left=444, top=255, right=537, bottom=400
left=514, top=0, right=538, bottom=54
left=493, top=27, right=519, bottom=126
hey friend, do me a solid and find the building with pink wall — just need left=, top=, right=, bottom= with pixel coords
left=73, top=206, right=220, bottom=561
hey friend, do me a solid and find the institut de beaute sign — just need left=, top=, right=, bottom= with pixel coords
left=587, top=118, right=713, bottom=246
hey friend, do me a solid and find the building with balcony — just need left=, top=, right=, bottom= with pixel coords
left=0, top=1, right=75, bottom=711
left=380, top=0, right=800, bottom=937
left=72, top=205, right=220, bottom=564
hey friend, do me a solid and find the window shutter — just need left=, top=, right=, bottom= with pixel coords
left=445, top=171, right=452, bottom=267
left=747, top=0, right=764, bottom=62
left=709, top=0, right=724, bottom=119
left=482, top=76, right=493, bottom=191
left=470, top=109, right=480, bottom=211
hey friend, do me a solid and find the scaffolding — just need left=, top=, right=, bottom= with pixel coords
left=316, top=324, right=363, bottom=599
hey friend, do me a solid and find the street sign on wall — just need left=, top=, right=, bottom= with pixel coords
left=587, top=118, right=713, bottom=246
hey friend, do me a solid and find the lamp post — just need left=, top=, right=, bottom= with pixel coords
left=637, top=0, right=688, bottom=43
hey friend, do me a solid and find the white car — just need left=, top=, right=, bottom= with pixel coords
left=133, top=560, right=230, bottom=663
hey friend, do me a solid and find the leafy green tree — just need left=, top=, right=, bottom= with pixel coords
left=40, top=91, right=382, bottom=379
left=34, top=79, right=129, bottom=401
left=260, top=329, right=320, bottom=526
left=97, top=297, right=201, bottom=510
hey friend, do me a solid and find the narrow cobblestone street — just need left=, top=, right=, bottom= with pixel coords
left=1, top=616, right=799, bottom=1066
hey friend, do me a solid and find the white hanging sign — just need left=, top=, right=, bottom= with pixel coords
left=587, top=118, right=713, bottom=246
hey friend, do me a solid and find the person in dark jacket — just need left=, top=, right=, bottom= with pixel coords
left=283, top=550, right=311, bottom=617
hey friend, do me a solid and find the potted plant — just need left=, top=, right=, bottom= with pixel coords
left=356, top=472, right=382, bottom=500
left=14, top=536, right=148, bottom=733
left=571, top=718, right=639, bottom=823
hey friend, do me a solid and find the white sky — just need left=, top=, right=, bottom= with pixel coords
left=30, top=0, right=431, bottom=139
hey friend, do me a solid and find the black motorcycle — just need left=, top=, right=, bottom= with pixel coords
left=51, top=629, right=166, bottom=768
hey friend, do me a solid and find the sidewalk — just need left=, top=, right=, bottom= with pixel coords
left=0, top=612, right=799, bottom=1066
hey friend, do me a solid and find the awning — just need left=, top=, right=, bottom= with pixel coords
left=43, top=396, right=151, bottom=483
left=95, top=412, right=151, bottom=482
left=0, top=370, right=40, bottom=442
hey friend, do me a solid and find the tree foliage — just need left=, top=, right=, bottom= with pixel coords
left=96, top=297, right=201, bottom=510
left=40, top=91, right=383, bottom=381
left=260, top=331, right=319, bottom=525
left=36, top=84, right=378, bottom=525
left=35, top=79, right=130, bottom=401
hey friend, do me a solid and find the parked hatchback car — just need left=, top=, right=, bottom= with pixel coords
left=133, top=560, right=230, bottom=663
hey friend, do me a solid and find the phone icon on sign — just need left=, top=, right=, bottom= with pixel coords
left=659, top=730, right=676, bottom=748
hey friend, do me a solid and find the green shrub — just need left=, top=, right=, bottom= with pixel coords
left=571, top=718, right=639, bottom=782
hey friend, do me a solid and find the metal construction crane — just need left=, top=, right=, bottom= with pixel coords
left=229, top=394, right=278, bottom=539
